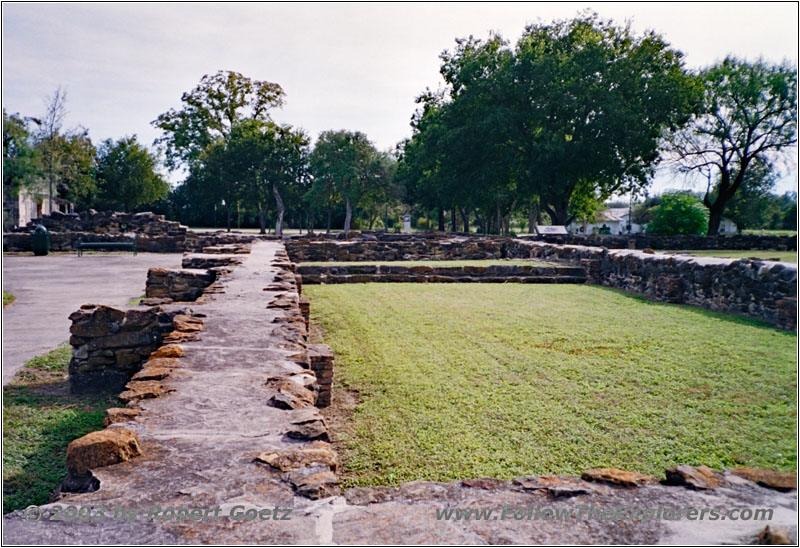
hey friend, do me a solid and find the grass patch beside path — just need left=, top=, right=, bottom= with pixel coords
left=3, top=291, right=15, bottom=308
left=299, top=259, right=554, bottom=267
left=127, top=294, right=145, bottom=306
left=2, top=343, right=120, bottom=513
left=307, top=284, right=796, bottom=487
left=666, top=250, right=797, bottom=263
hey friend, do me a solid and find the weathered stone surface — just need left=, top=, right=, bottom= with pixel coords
left=286, top=469, right=339, bottom=499
left=286, top=408, right=329, bottom=441
left=131, top=364, right=174, bottom=381
left=103, top=408, right=140, bottom=427
left=119, top=380, right=174, bottom=403
left=149, top=345, right=184, bottom=358
left=758, top=526, right=794, bottom=545
left=729, top=468, right=797, bottom=491
left=255, top=441, right=337, bottom=472
left=581, top=468, right=658, bottom=487
left=266, top=379, right=316, bottom=410
left=68, top=305, right=178, bottom=394
left=65, top=428, right=142, bottom=477
left=664, top=464, right=728, bottom=490
left=515, top=475, right=610, bottom=497
left=172, top=314, right=203, bottom=332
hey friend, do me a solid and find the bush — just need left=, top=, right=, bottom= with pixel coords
left=647, top=193, right=708, bottom=235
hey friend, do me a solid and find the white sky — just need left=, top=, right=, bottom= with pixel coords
left=2, top=2, right=798, bottom=194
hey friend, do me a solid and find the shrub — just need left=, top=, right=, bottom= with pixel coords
left=647, top=193, right=708, bottom=235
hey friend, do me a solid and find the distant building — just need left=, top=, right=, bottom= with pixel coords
left=569, top=208, right=644, bottom=235
left=16, top=188, right=74, bottom=228
left=569, top=207, right=736, bottom=235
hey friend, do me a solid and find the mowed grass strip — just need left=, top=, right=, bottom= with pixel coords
left=665, top=249, right=797, bottom=263
left=2, top=344, right=120, bottom=513
left=306, top=284, right=797, bottom=487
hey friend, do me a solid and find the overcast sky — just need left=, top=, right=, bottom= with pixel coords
left=2, top=2, right=798, bottom=194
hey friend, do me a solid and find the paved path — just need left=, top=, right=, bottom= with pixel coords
left=2, top=253, right=182, bottom=385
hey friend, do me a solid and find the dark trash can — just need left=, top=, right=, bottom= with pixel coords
left=31, top=225, right=50, bottom=256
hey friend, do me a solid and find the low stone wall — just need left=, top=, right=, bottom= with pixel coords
left=517, top=241, right=797, bottom=329
left=286, top=233, right=509, bottom=262
left=533, top=232, right=797, bottom=251
left=145, top=268, right=217, bottom=302
left=308, top=344, right=334, bottom=407
left=68, top=304, right=185, bottom=394
left=297, top=263, right=587, bottom=284
left=3, top=210, right=267, bottom=253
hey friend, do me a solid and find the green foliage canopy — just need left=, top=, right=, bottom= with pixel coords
left=647, top=192, right=708, bottom=235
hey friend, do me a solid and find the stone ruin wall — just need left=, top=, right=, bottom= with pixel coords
left=532, top=232, right=797, bottom=251
left=62, top=242, right=336, bottom=495
left=4, top=239, right=797, bottom=544
left=284, top=234, right=796, bottom=330
left=2, top=210, right=267, bottom=252
left=516, top=241, right=797, bottom=331
left=285, top=230, right=796, bottom=262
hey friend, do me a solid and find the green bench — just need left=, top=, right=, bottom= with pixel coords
left=77, top=240, right=137, bottom=256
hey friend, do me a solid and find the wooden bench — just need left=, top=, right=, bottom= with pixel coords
left=77, top=240, right=137, bottom=256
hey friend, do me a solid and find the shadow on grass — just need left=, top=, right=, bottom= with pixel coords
left=2, top=369, right=120, bottom=513
left=589, top=285, right=796, bottom=335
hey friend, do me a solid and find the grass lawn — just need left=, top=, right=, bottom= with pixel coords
left=299, top=259, right=554, bottom=267
left=307, top=284, right=796, bottom=487
left=666, top=250, right=797, bottom=263
left=3, top=291, right=14, bottom=308
left=741, top=229, right=797, bottom=237
left=2, top=344, right=120, bottom=513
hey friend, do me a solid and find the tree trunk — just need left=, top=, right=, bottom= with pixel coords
left=437, top=208, right=445, bottom=232
left=344, top=196, right=352, bottom=236
left=226, top=203, right=232, bottom=232
left=451, top=209, right=457, bottom=232
left=257, top=207, right=267, bottom=234
left=529, top=210, right=536, bottom=234
left=460, top=208, right=470, bottom=234
left=707, top=203, right=724, bottom=236
left=326, top=206, right=332, bottom=233
left=273, top=183, right=285, bottom=236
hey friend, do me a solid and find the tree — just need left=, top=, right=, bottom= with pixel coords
left=33, top=87, right=68, bottom=212
left=719, top=161, right=775, bottom=232
left=225, top=120, right=310, bottom=235
left=3, top=110, right=39, bottom=190
left=509, top=15, right=698, bottom=225
left=152, top=70, right=285, bottom=170
left=3, top=110, right=40, bottom=230
left=26, top=88, right=97, bottom=209
left=667, top=58, right=797, bottom=235
left=399, top=14, right=698, bottom=230
left=95, top=136, right=169, bottom=212
left=311, top=131, right=379, bottom=235
left=647, top=192, right=708, bottom=235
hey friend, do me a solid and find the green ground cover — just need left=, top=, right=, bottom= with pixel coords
left=299, top=259, right=553, bottom=267
left=3, top=291, right=15, bottom=308
left=307, top=284, right=796, bottom=487
left=741, top=229, right=797, bottom=237
left=127, top=294, right=145, bottom=306
left=2, top=344, right=120, bottom=513
left=666, top=250, right=797, bottom=263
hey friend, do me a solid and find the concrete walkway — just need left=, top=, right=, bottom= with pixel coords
left=2, top=253, right=182, bottom=385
